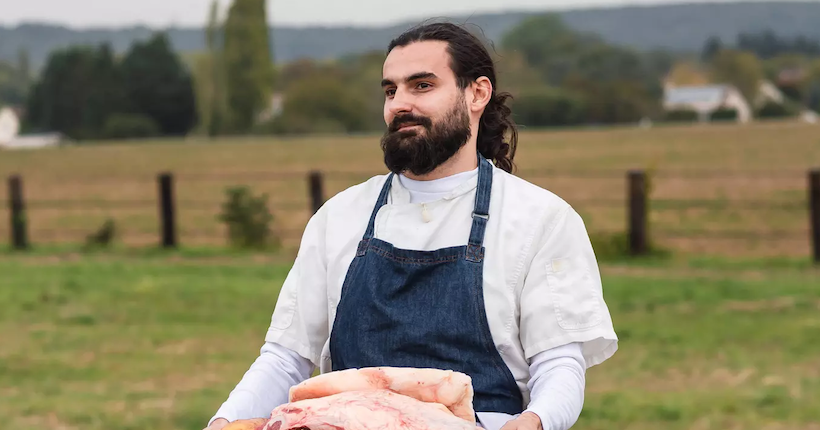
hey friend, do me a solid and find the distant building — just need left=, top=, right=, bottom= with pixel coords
left=0, top=106, right=20, bottom=146
left=256, top=92, right=284, bottom=124
left=755, top=80, right=785, bottom=108
left=2, top=132, right=65, bottom=149
left=801, top=109, right=818, bottom=124
left=0, top=106, right=65, bottom=150
left=776, top=67, right=807, bottom=86
left=663, top=84, right=752, bottom=123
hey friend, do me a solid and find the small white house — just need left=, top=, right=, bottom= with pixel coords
left=0, top=107, right=64, bottom=150
left=0, top=107, right=20, bottom=146
left=663, top=84, right=752, bottom=123
left=2, top=132, right=64, bottom=149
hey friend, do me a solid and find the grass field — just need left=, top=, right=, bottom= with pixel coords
left=2, top=121, right=819, bottom=428
left=1, top=120, right=819, bottom=258
left=2, top=249, right=818, bottom=430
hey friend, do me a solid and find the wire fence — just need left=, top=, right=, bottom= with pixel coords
left=3, top=168, right=819, bottom=261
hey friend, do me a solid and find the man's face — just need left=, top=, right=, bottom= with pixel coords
left=380, top=40, right=472, bottom=176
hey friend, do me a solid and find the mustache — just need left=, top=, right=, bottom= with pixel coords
left=388, top=114, right=432, bottom=133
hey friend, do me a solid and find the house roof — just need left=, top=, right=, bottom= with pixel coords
left=664, top=85, right=729, bottom=105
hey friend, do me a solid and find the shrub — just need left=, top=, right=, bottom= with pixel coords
left=709, top=107, right=738, bottom=121
left=757, top=101, right=796, bottom=118
left=84, top=219, right=117, bottom=249
left=664, top=109, right=699, bottom=122
left=217, top=186, right=278, bottom=250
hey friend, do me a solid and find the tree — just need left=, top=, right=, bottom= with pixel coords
left=0, top=62, right=26, bottom=106
left=501, top=13, right=602, bottom=86
left=200, top=0, right=229, bottom=136
left=710, top=49, right=764, bottom=104
left=737, top=30, right=820, bottom=59
left=222, top=0, right=275, bottom=132
left=808, top=59, right=820, bottom=112
left=666, top=61, right=712, bottom=86
left=120, top=33, right=198, bottom=136
left=261, top=75, right=370, bottom=135
left=17, top=49, right=30, bottom=88
left=762, top=54, right=811, bottom=103
left=87, top=44, right=130, bottom=133
left=501, top=13, right=667, bottom=123
left=337, top=51, right=391, bottom=132
left=494, top=50, right=548, bottom=98
left=23, top=44, right=127, bottom=139
left=511, top=86, right=587, bottom=127
left=701, top=36, right=723, bottom=63
left=564, top=75, right=655, bottom=123
left=0, top=50, right=32, bottom=107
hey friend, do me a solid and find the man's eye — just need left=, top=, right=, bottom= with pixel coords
left=385, top=88, right=396, bottom=96
left=417, top=83, right=431, bottom=89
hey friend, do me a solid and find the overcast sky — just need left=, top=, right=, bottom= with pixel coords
left=0, top=0, right=791, bottom=28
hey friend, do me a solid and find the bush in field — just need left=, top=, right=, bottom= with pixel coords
left=756, top=100, right=798, bottom=118
left=84, top=219, right=117, bottom=249
left=217, top=186, right=279, bottom=250
left=709, top=107, right=738, bottom=121
left=664, top=109, right=699, bottom=122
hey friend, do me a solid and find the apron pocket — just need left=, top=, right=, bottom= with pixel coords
left=546, top=257, right=602, bottom=330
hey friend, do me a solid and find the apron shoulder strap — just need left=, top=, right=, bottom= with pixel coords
left=467, top=155, right=493, bottom=260
left=362, top=173, right=394, bottom=240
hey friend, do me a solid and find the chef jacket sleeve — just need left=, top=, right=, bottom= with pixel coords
left=265, top=205, right=329, bottom=367
left=519, top=205, right=618, bottom=368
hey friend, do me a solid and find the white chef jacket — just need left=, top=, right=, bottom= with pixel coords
left=213, top=164, right=618, bottom=429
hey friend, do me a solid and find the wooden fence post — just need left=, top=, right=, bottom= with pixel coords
left=810, top=168, right=820, bottom=264
left=628, top=170, right=648, bottom=256
left=308, top=170, right=325, bottom=214
left=158, top=172, right=177, bottom=248
left=8, top=175, right=28, bottom=250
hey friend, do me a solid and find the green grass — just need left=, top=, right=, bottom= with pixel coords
left=1, top=256, right=289, bottom=430
left=1, top=251, right=818, bottom=429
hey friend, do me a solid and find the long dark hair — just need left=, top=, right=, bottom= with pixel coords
left=387, top=22, right=518, bottom=173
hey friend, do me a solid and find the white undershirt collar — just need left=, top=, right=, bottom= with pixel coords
left=397, top=167, right=479, bottom=204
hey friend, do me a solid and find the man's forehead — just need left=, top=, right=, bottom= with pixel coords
left=382, top=41, right=452, bottom=80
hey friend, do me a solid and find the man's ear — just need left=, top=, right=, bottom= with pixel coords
left=469, top=76, right=493, bottom=113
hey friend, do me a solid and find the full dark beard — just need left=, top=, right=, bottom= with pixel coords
left=380, top=99, right=472, bottom=176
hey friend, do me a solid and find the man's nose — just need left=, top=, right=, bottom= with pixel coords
left=388, top=89, right=414, bottom=117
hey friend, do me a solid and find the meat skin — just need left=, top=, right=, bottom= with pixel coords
left=288, top=367, right=475, bottom=423
left=265, top=389, right=478, bottom=430
left=223, top=418, right=268, bottom=430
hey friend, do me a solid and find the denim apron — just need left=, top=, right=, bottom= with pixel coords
left=329, top=154, right=524, bottom=416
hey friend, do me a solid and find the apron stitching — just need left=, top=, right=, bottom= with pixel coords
left=370, top=247, right=461, bottom=264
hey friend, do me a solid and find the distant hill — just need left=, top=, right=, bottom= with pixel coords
left=2, top=1, right=820, bottom=71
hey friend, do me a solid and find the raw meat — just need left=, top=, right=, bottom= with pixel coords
left=223, top=418, right=268, bottom=430
left=264, top=389, right=478, bottom=430
left=288, top=367, right=475, bottom=423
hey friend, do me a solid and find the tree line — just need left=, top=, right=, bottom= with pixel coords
left=2, top=8, right=820, bottom=141
left=7, top=0, right=274, bottom=140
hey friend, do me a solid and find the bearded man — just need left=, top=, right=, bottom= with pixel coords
left=204, top=22, right=618, bottom=430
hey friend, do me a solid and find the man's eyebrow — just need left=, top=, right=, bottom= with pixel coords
left=381, top=72, right=438, bottom=88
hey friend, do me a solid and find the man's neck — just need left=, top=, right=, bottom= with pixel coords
left=402, top=145, right=478, bottom=181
